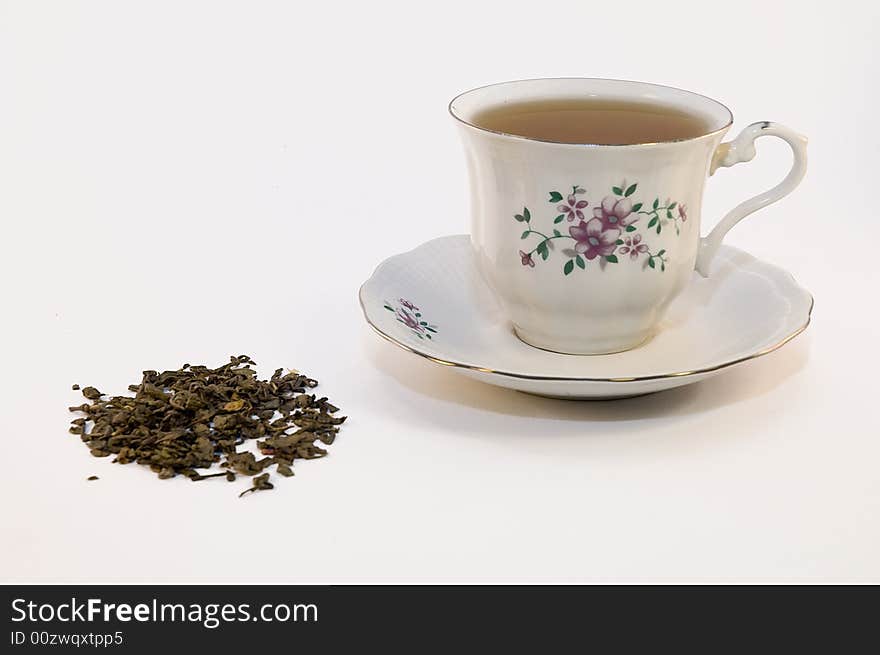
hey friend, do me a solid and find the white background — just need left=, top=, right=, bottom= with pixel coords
left=1, top=0, right=878, bottom=583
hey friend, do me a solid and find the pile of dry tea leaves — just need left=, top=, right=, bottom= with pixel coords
left=68, top=355, right=346, bottom=497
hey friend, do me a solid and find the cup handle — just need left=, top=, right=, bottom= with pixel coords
left=695, top=121, right=808, bottom=276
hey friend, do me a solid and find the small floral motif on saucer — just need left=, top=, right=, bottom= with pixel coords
left=383, top=298, right=438, bottom=340
left=359, top=235, right=813, bottom=400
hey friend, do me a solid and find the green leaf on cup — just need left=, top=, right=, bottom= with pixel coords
left=564, top=260, right=574, bottom=275
left=616, top=239, right=624, bottom=245
left=553, top=229, right=561, bottom=237
left=523, top=207, right=531, bottom=221
left=647, top=216, right=658, bottom=228
left=668, top=202, right=677, bottom=210
left=549, top=191, right=563, bottom=203
left=554, top=214, right=565, bottom=223
left=576, top=255, right=585, bottom=269
left=626, top=225, right=637, bottom=232
left=521, top=230, right=529, bottom=239
left=514, top=214, right=525, bottom=222
left=605, top=255, right=618, bottom=263
left=656, top=224, right=662, bottom=234
left=657, top=249, right=665, bottom=256
left=537, top=241, right=549, bottom=260
left=632, top=203, right=643, bottom=212
left=612, top=186, right=623, bottom=196
left=624, top=183, right=637, bottom=197
left=648, top=257, right=656, bottom=269
left=653, top=198, right=659, bottom=210
left=667, top=210, right=673, bottom=219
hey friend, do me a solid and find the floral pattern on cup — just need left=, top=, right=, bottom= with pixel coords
left=515, top=182, right=679, bottom=274
left=384, top=299, right=438, bottom=340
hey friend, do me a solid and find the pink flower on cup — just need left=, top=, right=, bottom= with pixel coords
left=558, top=194, right=588, bottom=222
left=569, top=218, right=620, bottom=260
left=399, top=298, right=419, bottom=312
left=519, top=250, right=535, bottom=267
left=678, top=204, right=688, bottom=222
left=618, top=234, right=649, bottom=260
left=395, top=308, right=423, bottom=332
left=593, top=195, right=635, bottom=229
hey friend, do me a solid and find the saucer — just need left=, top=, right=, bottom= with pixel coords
left=359, top=235, right=813, bottom=399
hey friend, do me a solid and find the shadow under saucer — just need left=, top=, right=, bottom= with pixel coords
left=363, top=328, right=811, bottom=425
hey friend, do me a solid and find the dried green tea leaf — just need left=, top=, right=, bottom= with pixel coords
left=81, top=386, right=103, bottom=400
left=189, top=471, right=232, bottom=482
left=239, top=472, right=274, bottom=497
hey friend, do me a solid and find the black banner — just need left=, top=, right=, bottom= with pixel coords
left=2, top=586, right=877, bottom=651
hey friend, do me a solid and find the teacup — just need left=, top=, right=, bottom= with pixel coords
left=450, top=78, right=807, bottom=354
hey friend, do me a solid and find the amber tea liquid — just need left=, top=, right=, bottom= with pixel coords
left=470, top=97, right=711, bottom=145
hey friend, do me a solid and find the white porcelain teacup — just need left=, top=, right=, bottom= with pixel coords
left=450, top=78, right=807, bottom=355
